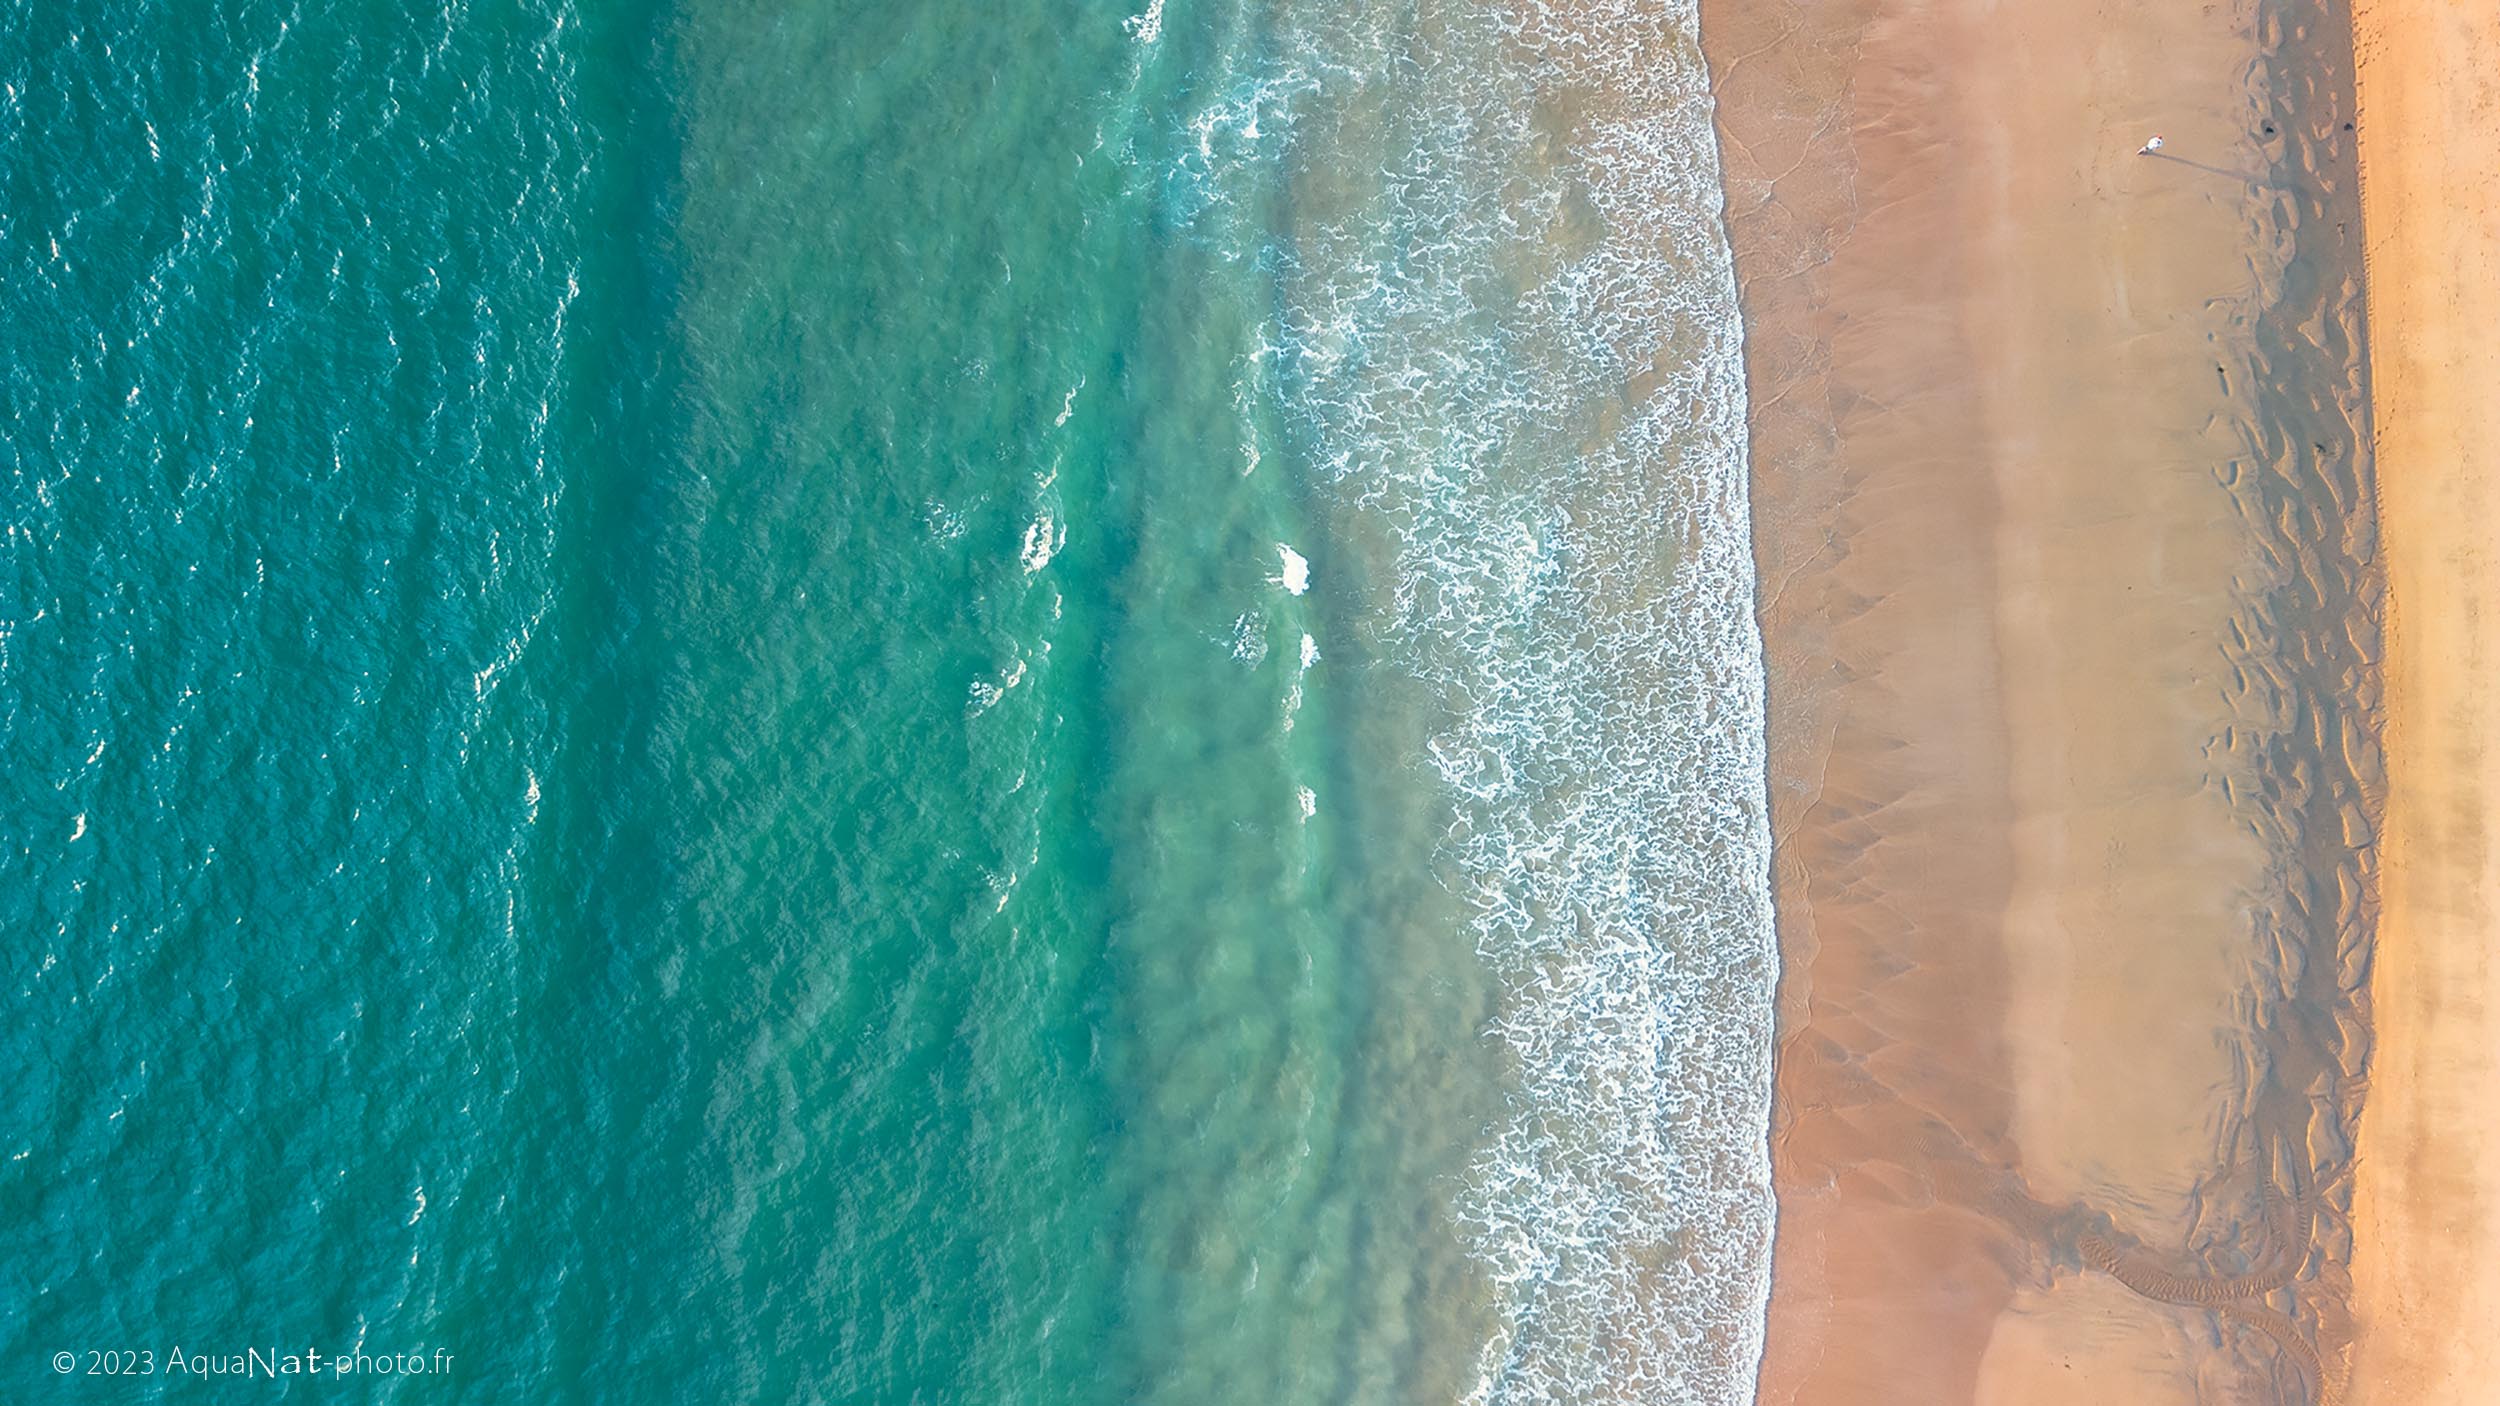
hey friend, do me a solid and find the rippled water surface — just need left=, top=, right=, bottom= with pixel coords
left=1, top=2, right=1773, bottom=1401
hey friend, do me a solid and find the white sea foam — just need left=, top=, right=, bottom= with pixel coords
left=1019, top=513, right=1062, bottom=573
left=967, top=656, right=1029, bottom=717
left=1230, top=611, right=1269, bottom=665
left=1274, top=543, right=1310, bottom=596
left=1192, top=2, right=1778, bottom=1399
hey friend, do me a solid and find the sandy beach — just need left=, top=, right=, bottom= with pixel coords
left=1702, top=0, right=2378, bottom=1399
left=2344, top=3, right=2500, bottom=1400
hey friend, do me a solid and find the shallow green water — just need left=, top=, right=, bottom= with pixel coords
left=1, top=2, right=1773, bottom=1402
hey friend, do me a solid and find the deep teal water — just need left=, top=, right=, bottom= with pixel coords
left=1, top=2, right=1775, bottom=1402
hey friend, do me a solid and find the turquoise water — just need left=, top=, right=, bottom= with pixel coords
left=1, top=2, right=1774, bottom=1402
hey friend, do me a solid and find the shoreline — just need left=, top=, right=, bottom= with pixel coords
left=1701, top=0, right=2378, bottom=1398
left=2344, top=3, right=2500, bottom=1398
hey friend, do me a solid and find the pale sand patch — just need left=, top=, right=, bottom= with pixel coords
left=2347, top=2, right=2500, bottom=1400
left=1975, top=1275, right=2201, bottom=1405
left=1974, top=0, right=2273, bottom=1231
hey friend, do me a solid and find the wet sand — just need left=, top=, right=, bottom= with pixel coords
left=1701, top=0, right=2377, bottom=1400
left=2345, top=4, right=2500, bottom=1400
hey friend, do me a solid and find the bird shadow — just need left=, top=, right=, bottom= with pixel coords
left=2145, top=150, right=2271, bottom=185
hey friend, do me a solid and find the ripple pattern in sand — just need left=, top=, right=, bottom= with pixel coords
left=2078, top=4, right=2382, bottom=1401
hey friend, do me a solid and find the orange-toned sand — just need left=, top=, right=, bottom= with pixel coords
left=1702, top=0, right=2377, bottom=1401
left=2345, top=4, right=2500, bottom=1401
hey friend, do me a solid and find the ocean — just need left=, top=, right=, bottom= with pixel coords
left=0, top=1, right=1776, bottom=1402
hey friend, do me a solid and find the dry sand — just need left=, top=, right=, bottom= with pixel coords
left=1701, top=0, right=2377, bottom=1400
left=2345, top=3, right=2500, bottom=1401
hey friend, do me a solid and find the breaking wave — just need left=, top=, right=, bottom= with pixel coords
left=1181, top=1, right=1779, bottom=1399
